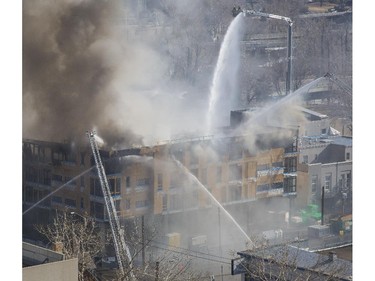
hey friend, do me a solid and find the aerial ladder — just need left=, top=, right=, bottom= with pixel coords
left=323, top=72, right=352, bottom=97
left=240, top=8, right=293, bottom=95
left=87, top=131, right=135, bottom=280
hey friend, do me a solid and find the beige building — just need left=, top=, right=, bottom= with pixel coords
left=23, top=129, right=297, bottom=227
left=23, top=242, right=78, bottom=281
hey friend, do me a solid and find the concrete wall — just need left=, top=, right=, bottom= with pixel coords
left=23, top=258, right=78, bottom=281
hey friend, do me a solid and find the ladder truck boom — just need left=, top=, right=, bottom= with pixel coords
left=324, top=72, right=352, bottom=97
left=243, top=9, right=293, bottom=25
left=87, top=131, right=135, bottom=280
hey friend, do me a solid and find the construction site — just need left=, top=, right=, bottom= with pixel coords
left=22, top=1, right=352, bottom=280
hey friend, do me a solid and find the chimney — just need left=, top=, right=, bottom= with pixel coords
left=328, top=251, right=337, bottom=262
left=52, top=241, right=64, bottom=253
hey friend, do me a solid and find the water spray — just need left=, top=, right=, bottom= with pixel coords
left=23, top=166, right=96, bottom=216
left=171, top=155, right=255, bottom=249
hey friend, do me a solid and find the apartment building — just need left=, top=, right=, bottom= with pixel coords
left=22, top=126, right=297, bottom=230
left=296, top=136, right=352, bottom=217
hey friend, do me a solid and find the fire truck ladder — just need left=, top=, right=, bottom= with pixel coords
left=87, top=131, right=135, bottom=280
left=324, top=72, right=352, bottom=97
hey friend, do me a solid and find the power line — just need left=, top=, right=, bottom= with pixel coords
left=149, top=239, right=232, bottom=263
left=148, top=244, right=232, bottom=265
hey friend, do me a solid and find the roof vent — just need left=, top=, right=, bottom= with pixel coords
left=328, top=251, right=337, bottom=262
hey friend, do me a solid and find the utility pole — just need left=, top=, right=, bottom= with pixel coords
left=321, top=186, right=325, bottom=225
left=155, top=261, right=159, bottom=281
left=286, top=23, right=293, bottom=94
left=218, top=207, right=222, bottom=257
left=142, top=215, right=145, bottom=266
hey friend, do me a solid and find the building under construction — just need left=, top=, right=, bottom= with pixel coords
left=23, top=103, right=351, bottom=238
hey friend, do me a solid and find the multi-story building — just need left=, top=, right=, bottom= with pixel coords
left=23, top=105, right=351, bottom=252
left=296, top=136, right=352, bottom=218
left=22, top=126, right=297, bottom=239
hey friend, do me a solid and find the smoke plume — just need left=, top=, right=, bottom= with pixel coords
left=23, top=0, right=135, bottom=145
left=23, top=0, right=219, bottom=149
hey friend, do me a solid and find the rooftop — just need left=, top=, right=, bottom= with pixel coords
left=237, top=244, right=352, bottom=280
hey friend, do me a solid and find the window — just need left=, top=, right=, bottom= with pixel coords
left=257, top=184, right=269, bottom=193
left=321, top=128, right=327, bottom=134
left=191, top=168, right=198, bottom=178
left=284, top=177, right=296, bottom=193
left=126, top=176, right=131, bottom=188
left=80, top=198, right=84, bottom=209
left=125, top=199, right=131, bottom=210
left=25, top=166, right=37, bottom=183
left=229, top=144, right=242, bottom=160
left=114, top=200, right=120, bottom=212
left=65, top=176, right=76, bottom=186
left=284, top=157, right=297, bottom=173
left=230, top=185, right=242, bottom=201
left=271, top=182, right=283, bottom=190
left=257, top=164, right=269, bottom=172
left=346, top=172, right=352, bottom=190
left=173, top=150, right=184, bottom=163
left=346, top=152, right=350, bottom=160
left=190, top=151, right=199, bottom=165
left=90, top=178, right=102, bottom=197
left=42, top=169, right=51, bottom=185
left=324, top=173, right=332, bottom=192
left=65, top=198, right=76, bottom=208
left=108, top=178, right=121, bottom=195
left=185, top=190, right=199, bottom=208
left=201, top=168, right=207, bottom=185
left=115, top=178, right=121, bottom=194
left=229, top=164, right=242, bottom=181
left=303, top=155, right=308, bottom=164
left=52, top=174, right=63, bottom=182
left=109, top=178, right=115, bottom=193
left=162, top=194, right=168, bottom=211
left=136, top=178, right=150, bottom=187
left=52, top=196, right=62, bottom=204
left=170, top=194, right=181, bottom=211
left=311, top=175, right=318, bottom=194
left=90, top=202, right=104, bottom=220
left=157, top=173, right=163, bottom=190
left=216, top=166, right=222, bottom=183
left=80, top=176, right=85, bottom=187
left=170, top=174, right=181, bottom=189
left=339, top=174, right=345, bottom=189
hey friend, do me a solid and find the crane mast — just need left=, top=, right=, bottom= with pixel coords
left=87, top=131, right=135, bottom=280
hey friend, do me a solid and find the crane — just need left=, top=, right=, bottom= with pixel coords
left=87, top=131, right=135, bottom=280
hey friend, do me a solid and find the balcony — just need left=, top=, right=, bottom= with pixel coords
left=257, top=167, right=284, bottom=177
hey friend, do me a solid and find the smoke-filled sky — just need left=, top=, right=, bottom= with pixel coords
left=22, top=0, right=214, bottom=148
left=23, top=0, right=312, bottom=151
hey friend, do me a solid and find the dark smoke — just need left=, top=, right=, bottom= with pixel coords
left=23, top=0, right=142, bottom=147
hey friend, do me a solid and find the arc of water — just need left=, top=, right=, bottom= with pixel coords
left=171, top=156, right=255, bottom=248
left=235, top=77, right=327, bottom=134
left=23, top=166, right=95, bottom=216
left=23, top=154, right=155, bottom=217
left=207, top=13, right=245, bottom=132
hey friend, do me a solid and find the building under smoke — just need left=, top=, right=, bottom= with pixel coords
left=23, top=103, right=352, bottom=257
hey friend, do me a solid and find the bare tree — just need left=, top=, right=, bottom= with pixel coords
left=35, top=210, right=104, bottom=281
